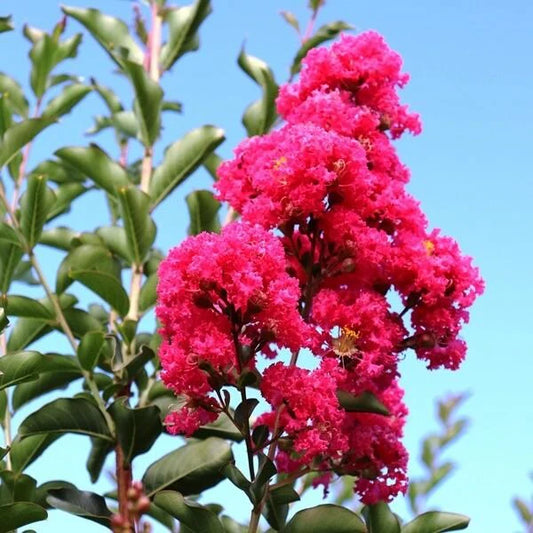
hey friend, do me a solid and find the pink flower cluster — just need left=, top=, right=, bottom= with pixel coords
left=157, top=31, right=483, bottom=504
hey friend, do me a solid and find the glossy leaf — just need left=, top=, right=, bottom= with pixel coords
left=290, top=21, right=353, bottom=76
left=77, top=331, right=106, bottom=371
left=0, top=73, right=29, bottom=117
left=220, top=515, right=248, bottom=533
left=55, top=144, right=130, bottom=195
left=19, top=175, right=56, bottom=248
left=401, top=512, right=470, bottom=533
left=336, top=390, right=390, bottom=416
left=69, top=269, right=130, bottom=316
left=160, top=0, right=212, bottom=71
left=0, top=470, right=37, bottom=502
left=13, top=361, right=81, bottom=411
left=363, top=502, right=401, bottom=533
left=284, top=504, right=367, bottom=533
left=238, top=48, right=278, bottom=136
left=95, top=226, right=131, bottom=262
left=108, top=399, right=162, bottom=463
left=46, top=182, right=87, bottom=221
left=0, top=241, right=23, bottom=293
left=193, top=412, right=244, bottom=442
left=46, top=487, right=112, bottom=527
left=2, top=295, right=53, bottom=319
left=0, top=502, right=47, bottom=532
left=29, top=34, right=57, bottom=98
left=122, top=60, right=163, bottom=146
left=0, top=351, right=43, bottom=391
left=30, top=158, right=85, bottom=184
left=203, top=151, right=222, bottom=180
left=186, top=189, right=220, bottom=235
left=149, top=125, right=225, bottom=209
left=154, top=491, right=224, bottom=533
left=90, top=78, right=123, bottom=113
left=56, top=243, right=120, bottom=293
left=0, top=117, right=54, bottom=168
left=139, top=272, right=158, bottom=313
left=281, top=11, right=300, bottom=32
left=10, top=433, right=60, bottom=473
left=62, top=6, right=144, bottom=67
left=117, top=186, right=156, bottom=263
left=86, top=437, right=113, bottom=483
left=0, top=222, right=21, bottom=246
left=143, top=437, right=233, bottom=497
left=63, top=307, right=105, bottom=339
left=7, top=317, right=51, bottom=352
left=42, top=83, right=91, bottom=119
left=0, top=15, right=14, bottom=33
left=34, top=480, right=77, bottom=509
left=19, top=397, right=113, bottom=441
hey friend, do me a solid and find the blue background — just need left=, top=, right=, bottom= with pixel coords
left=1, top=1, right=532, bottom=531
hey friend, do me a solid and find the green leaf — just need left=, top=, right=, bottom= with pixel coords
left=281, top=11, right=300, bottom=32
left=22, top=24, right=45, bottom=44
left=69, top=269, right=130, bottom=316
left=290, top=21, right=353, bottom=76
left=0, top=117, right=54, bottom=168
left=19, top=175, right=56, bottom=248
left=10, top=433, right=60, bottom=473
left=117, top=186, right=156, bottom=263
left=363, top=502, right=400, bottom=533
left=63, top=307, right=105, bottom=338
left=35, top=480, right=77, bottom=509
left=401, top=512, right=470, bottom=533
left=90, top=79, right=123, bottom=113
left=238, top=47, right=278, bottom=136
left=336, top=390, right=390, bottom=416
left=264, top=492, right=289, bottom=531
left=186, top=190, right=220, bottom=235
left=149, top=125, right=225, bottom=209
left=29, top=34, right=56, bottom=98
left=2, top=295, right=53, bottom=319
left=193, top=412, right=244, bottom=442
left=55, top=144, right=130, bottom=195
left=42, top=83, right=91, bottom=119
left=154, top=491, right=224, bottom=533
left=95, top=226, right=131, bottom=262
left=121, top=60, right=163, bottom=146
left=108, top=399, right=162, bottom=463
left=30, top=158, right=85, bottom=184
left=77, top=331, right=106, bottom=371
left=86, top=437, right=113, bottom=483
left=0, top=470, right=37, bottom=502
left=139, top=272, right=158, bottom=313
left=160, top=0, right=212, bottom=71
left=13, top=355, right=81, bottom=410
left=0, top=351, right=44, bottom=390
left=143, top=437, right=233, bottom=497
left=203, top=151, right=222, bottom=180
left=19, top=397, right=113, bottom=441
left=7, top=317, right=51, bottom=352
left=56, top=243, right=120, bottom=293
left=46, top=182, right=87, bottom=221
left=220, top=515, right=248, bottom=533
left=46, top=487, right=112, bottom=527
left=284, top=504, right=367, bottom=533
left=62, top=6, right=144, bottom=67
left=0, top=73, right=29, bottom=117
left=0, top=502, right=47, bottom=532
left=0, top=221, right=22, bottom=246
left=0, top=15, right=14, bottom=34
left=0, top=241, right=23, bottom=293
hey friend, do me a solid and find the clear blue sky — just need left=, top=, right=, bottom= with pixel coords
left=1, top=1, right=532, bottom=531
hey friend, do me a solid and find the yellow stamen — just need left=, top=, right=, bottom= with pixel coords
left=273, top=156, right=287, bottom=170
left=423, top=240, right=435, bottom=255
